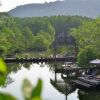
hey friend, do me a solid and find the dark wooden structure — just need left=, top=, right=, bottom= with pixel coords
left=55, top=66, right=100, bottom=74
left=72, top=76, right=100, bottom=90
left=4, top=56, right=76, bottom=63
left=55, top=66, right=100, bottom=79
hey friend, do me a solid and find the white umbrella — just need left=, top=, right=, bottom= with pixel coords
left=90, top=59, right=100, bottom=64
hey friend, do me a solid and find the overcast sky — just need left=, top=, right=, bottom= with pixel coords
left=0, top=0, right=59, bottom=12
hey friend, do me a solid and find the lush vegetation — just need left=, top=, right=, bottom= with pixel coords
left=0, top=12, right=100, bottom=66
left=71, top=18, right=100, bottom=66
left=0, top=13, right=90, bottom=58
left=0, top=12, right=100, bottom=100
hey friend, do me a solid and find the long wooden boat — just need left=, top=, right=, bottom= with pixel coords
left=72, top=76, right=100, bottom=90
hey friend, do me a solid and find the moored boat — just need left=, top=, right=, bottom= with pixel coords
left=72, top=75, right=100, bottom=90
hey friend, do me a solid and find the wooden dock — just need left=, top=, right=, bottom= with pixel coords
left=4, top=56, right=76, bottom=63
left=55, top=66, right=100, bottom=74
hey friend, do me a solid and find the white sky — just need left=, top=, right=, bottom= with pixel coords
left=0, top=0, right=58, bottom=12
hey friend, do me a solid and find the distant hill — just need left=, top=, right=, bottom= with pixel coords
left=8, top=0, right=100, bottom=18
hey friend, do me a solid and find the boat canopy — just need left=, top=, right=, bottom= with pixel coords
left=90, top=59, right=100, bottom=65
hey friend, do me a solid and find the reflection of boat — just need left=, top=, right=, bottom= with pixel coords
left=50, top=79, right=67, bottom=94
left=50, top=79, right=76, bottom=96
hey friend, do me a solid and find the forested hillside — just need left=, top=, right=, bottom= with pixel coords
left=8, top=0, right=100, bottom=18
left=0, top=13, right=91, bottom=57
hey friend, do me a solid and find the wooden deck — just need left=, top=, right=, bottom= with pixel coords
left=4, top=56, right=76, bottom=63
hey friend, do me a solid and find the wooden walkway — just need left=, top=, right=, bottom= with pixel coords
left=4, top=56, right=76, bottom=63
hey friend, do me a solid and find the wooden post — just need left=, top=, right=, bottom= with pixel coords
left=74, top=42, right=77, bottom=65
left=65, top=83, right=68, bottom=100
left=55, top=71, right=57, bottom=82
left=54, top=40, right=57, bottom=63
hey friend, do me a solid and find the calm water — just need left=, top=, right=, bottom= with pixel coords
left=0, top=63, right=100, bottom=100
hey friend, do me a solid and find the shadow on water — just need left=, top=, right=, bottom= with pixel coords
left=78, top=89, right=100, bottom=100
left=0, top=62, right=100, bottom=100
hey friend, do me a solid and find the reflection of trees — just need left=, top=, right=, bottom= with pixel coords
left=78, top=90, right=100, bottom=100
left=0, top=63, right=22, bottom=87
left=7, top=62, right=33, bottom=73
left=40, top=63, right=45, bottom=67
left=7, top=63, right=22, bottom=74
left=2, top=62, right=31, bottom=87
left=0, top=62, right=33, bottom=88
left=22, top=63, right=31, bottom=70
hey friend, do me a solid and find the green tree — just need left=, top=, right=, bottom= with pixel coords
left=22, top=27, right=34, bottom=50
left=71, top=20, right=100, bottom=50
left=32, top=35, right=49, bottom=51
left=77, top=46, right=99, bottom=67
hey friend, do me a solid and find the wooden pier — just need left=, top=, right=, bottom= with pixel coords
left=4, top=56, right=76, bottom=63
left=55, top=66, right=100, bottom=74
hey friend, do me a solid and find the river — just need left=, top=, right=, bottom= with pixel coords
left=0, top=62, right=100, bottom=100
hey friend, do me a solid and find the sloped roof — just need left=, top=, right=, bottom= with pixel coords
left=90, top=59, right=100, bottom=64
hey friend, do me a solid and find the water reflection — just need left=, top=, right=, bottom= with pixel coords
left=2, top=76, right=14, bottom=88
left=50, top=78, right=76, bottom=100
left=0, top=62, right=100, bottom=100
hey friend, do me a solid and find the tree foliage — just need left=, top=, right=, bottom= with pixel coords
left=77, top=46, right=99, bottom=67
left=71, top=18, right=100, bottom=66
left=0, top=13, right=91, bottom=57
